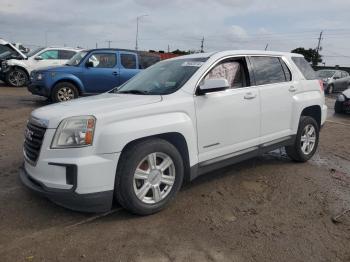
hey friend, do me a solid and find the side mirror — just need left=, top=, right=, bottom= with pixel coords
left=85, top=61, right=94, bottom=68
left=34, top=56, right=43, bottom=61
left=197, top=78, right=229, bottom=95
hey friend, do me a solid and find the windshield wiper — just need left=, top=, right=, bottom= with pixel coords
left=117, top=90, right=150, bottom=95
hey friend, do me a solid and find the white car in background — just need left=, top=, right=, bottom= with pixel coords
left=0, top=39, right=80, bottom=87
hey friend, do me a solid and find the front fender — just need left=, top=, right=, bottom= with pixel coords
left=94, top=112, right=198, bottom=166
left=52, top=75, right=85, bottom=93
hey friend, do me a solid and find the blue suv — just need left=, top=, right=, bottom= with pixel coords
left=28, top=49, right=160, bottom=102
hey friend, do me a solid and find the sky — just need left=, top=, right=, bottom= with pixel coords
left=1, top=0, right=350, bottom=66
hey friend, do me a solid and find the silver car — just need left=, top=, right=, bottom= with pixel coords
left=316, top=69, right=350, bottom=94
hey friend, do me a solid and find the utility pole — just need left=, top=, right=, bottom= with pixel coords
left=315, top=31, right=323, bottom=66
left=95, top=42, right=98, bottom=49
left=200, top=37, right=204, bottom=53
left=265, top=44, right=269, bottom=51
left=135, top=14, right=148, bottom=50
left=167, top=44, right=170, bottom=53
left=106, top=40, right=112, bottom=48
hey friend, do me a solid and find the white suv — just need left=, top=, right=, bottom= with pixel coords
left=19, top=50, right=327, bottom=215
left=1, top=42, right=80, bottom=87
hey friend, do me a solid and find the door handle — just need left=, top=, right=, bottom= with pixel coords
left=244, top=92, right=257, bottom=100
left=289, top=86, right=297, bottom=92
left=112, top=71, right=118, bottom=76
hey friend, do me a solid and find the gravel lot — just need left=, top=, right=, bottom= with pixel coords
left=0, top=83, right=349, bottom=262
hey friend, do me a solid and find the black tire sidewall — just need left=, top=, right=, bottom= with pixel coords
left=6, top=68, right=28, bottom=87
left=116, top=139, right=184, bottom=215
left=294, top=117, right=319, bottom=161
left=52, top=82, right=78, bottom=102
left=334, top=101, right=343, bottom=114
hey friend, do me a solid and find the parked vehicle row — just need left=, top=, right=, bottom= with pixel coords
left=28, top=49, right=161, bottom=102
left=316, top=69, right=350, bottom=94
left=19, top=50, right=327, bottom=215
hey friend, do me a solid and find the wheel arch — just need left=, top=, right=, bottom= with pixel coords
left=7, top=65, right=30, bottom=78
left=300, top=105, right=321, bottom=129
left=52, top=77, right=84, bottom=95
left=118, top=132, right=192, bottom=183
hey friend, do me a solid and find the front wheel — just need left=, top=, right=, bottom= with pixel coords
left=285, top=116, right=319, bottom=162
left=115, top=139, right=184, bottom=215
left=52, top=82, right=78, bottom=102
left=6, top=68, right=28, bottom=87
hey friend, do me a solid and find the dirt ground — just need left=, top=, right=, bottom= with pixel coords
left=0, top=82, right=349, bottom=262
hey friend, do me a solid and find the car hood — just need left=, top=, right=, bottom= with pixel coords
left=343, top=88, right=350, bottom=99
left=31, top=93, right=162, bottom=128
left=0, top=39, right=27, bottom=59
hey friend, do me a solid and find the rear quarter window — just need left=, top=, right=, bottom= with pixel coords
left=291, top=57, right=317, bottom=80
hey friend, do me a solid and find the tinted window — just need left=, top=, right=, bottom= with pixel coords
left=139, top=54, right=160, bottom=69
left=291, top=57, right=317, bottom=80
left=59, top=50, right=76, bottom=60
left=205, top=61, right=246, bottom=88
left=39, top=50, right=59, bottom=60
left=341, top=71, right=349, bottom=78
left=251, top=56, right=286, bottom=85
left=280, top=59, right=292, bottom=81
left=121, top=54, right=137, bottom=69
left=88, top=53, right=116, bottom=68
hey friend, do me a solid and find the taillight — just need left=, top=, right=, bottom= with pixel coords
left=318, top=80, right=324, bottom=92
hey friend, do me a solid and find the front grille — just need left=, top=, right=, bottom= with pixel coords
left=24, top=122, right=46, bottom=164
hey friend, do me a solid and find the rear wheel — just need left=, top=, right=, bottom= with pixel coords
left=52, top=82, right=78, bottom=102
left=334, top=101, right=343, bottom=114
left=114, top=138, right=184, bottom=215
left=285, top=116, right=319, bottom=162
left=6, top=68, right=28, bottom=87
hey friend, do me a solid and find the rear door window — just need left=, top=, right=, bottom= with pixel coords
left=59, top=50, right=76, bottom=60
left=121, top=53, right=137, bottom=69
left=291, top=57, right=317, bottom=80
left=250, top=56, right=287, bottom=85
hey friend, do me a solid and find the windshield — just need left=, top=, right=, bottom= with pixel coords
left=316, top=70, right=335, bottom=78
left=27, top=47, right=45, bottom=57
left=112, top=57, right=208, bottom=95
left=0, top=44, right=19, bottom=59
left=66, top=51, right=87, bottom=66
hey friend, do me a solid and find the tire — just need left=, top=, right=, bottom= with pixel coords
left=6, top=68, right=28, bottom=87
left=51, top=82, right=79, bottom=102
left=327, top=84, right=334, bottom=94
left=285, top=116, right=319, bottom=162
left=115, top=138, right=184, bottom=215
left=334, top=101, right=343, bottom=114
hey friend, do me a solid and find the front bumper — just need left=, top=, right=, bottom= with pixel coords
left=19, top=165, right=114, bottom=213
left=27, top=82, right=50, bottom=97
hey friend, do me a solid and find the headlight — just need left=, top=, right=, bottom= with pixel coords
left=51, top=116, right=96, bottom=148
left=37, top=73, right=43, bottom=80
left=337, top=94, right=346, bottom=102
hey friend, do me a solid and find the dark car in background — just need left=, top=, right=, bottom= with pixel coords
left=316, top=69, right=350, bottom=94
left=335, top=88, right=350, bottom=114
left=28, top=49, right=160, bottom=102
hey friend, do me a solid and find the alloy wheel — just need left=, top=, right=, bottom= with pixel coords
left=8, top=70, right=26, bottom=87
left=300, top=124, right=316, bottom=155
left=57, top=87, right=75, bottom=101
left=133, top=152, right=176, bottom=204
